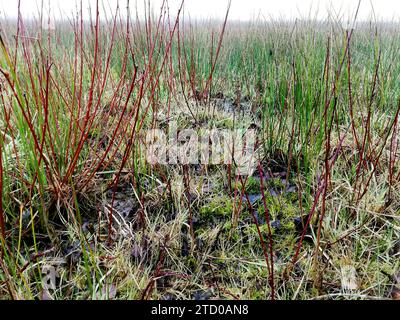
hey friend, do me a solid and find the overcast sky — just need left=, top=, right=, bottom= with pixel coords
left=0, top=0, right=399, bottom=22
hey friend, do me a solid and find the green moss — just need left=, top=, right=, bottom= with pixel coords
left=217, top=117, right=235, bottom=129
left=286, top=190, right=299, bottom=202
left=281, top=201, right=299, bottom=218
left=280, top=219, right=296, bottom=232
left=222, top=220, right=232, bottom=231
left=222, top=221, right=241, bottom=241
left=244, top=224, right=271, bottom=237
left=194, top=227, right=207, bottom=237
left=268, top=177, right=285, bottom=190
left=199, top=195, right=233, bottom=219
left=186, top=255, right=198, bottom=270
left=257, top=196, right=279, bottom=218
left=233, top=176, right=261, bottom=194
left=257, top=191, right=300, bottom=217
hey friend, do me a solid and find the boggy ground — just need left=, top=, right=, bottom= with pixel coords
left=2, top=97, right=398, bottom=300
left=0, top=11, right=400, bottom=300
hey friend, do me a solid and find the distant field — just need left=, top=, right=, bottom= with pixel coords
left=0, top=1, right=399, bottom=300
